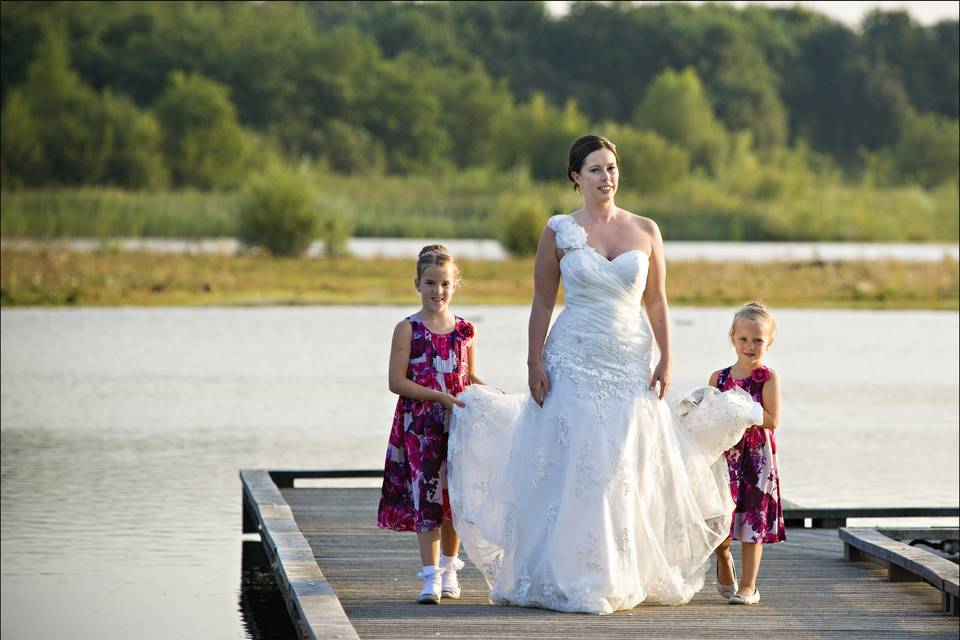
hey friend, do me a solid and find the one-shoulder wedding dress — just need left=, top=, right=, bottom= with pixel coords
left=448, top=214, right=762, bottom=614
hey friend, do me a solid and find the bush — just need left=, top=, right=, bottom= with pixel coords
left=496, top=195, right=548, bottom=257
left=237, top=165, right=320, bottom=256
left=317, top=209, right=354, bottom=257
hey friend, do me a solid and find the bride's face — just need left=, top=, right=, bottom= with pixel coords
left=572, top=148, right=618, bottom=202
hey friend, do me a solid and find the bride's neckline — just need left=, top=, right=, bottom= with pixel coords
left=566, top=215, right=650, bottom=262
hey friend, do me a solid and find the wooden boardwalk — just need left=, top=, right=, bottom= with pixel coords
left=281, top=486, right=959, bottom=640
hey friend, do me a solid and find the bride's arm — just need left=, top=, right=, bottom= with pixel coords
left=641, top=219, right=671, bottom=400
left=528, top=226, right=561, bottom=406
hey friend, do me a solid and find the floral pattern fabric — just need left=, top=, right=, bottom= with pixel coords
left=717, top=365, right=786, bottom=543
left=377, top=314, right=474, bottom=533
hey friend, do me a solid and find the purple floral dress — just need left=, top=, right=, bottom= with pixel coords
left=717, top=366, right=786, bottom=543
left=377, top=314, right=474, bottom=533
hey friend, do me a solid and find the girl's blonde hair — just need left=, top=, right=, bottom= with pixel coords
left=730, top=300, right=777, bottom=338
left=416, top=244, right=460, bottom=282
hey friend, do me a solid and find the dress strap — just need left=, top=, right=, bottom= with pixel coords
left=547, top=214, right=588, bottom=251
left=716, top=367, right=731, bottom=389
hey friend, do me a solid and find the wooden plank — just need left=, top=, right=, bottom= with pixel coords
left=270, top=469, right=384, bottom=488
left=241, top=469, right=361, bottom=640
left=283, top=486, right=960, bottom=639
left=840, top=527, right=960, bottom=616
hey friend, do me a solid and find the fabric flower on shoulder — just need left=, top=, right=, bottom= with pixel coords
left=551, top=216, right=587, bottom=251
left=457, top=321, right=475, bottom=340
left=751, top=367, right=771, bottom=383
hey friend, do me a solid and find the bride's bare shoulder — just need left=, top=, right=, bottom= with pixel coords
left=620, top=210, right=662, bottom=237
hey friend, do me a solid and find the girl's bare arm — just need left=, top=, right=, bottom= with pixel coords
left=759, top=369, right=781, bottom=429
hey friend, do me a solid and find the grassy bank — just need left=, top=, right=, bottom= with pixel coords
left=2, top=248, right=956, bottom=309
left=2, top=170, right=958, bottom=242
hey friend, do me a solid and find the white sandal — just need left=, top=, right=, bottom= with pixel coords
left=716, top=556, right=738, bottom=599
left=729, top=587, right=760, bottom=605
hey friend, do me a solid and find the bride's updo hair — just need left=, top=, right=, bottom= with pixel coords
left=567, top=134, right=619, bottom=193
left=416, top=244, right=460, bottom=282
left=730, top=301, right=777, bottom=338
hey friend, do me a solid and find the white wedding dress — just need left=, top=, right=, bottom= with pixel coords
left=448, top=214, right=762, bottom=614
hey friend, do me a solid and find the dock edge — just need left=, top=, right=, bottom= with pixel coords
left=240, top=469, right=361, bottom=640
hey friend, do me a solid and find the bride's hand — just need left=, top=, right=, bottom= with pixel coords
left=650, top=359, right=671, bottom=400
left=528, top=364, right=551, bottom=407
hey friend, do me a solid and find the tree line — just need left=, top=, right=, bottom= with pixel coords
left=1, top=0, right=957, bottom=191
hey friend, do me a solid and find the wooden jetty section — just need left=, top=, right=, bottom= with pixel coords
left=840, top=528, right=959, bottom=615
left=241, top=469, right=360, bottom=640
left=242, top=469, right=960, bottom=639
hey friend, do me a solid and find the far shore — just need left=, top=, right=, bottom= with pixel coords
left=2, top=247, right=957, bottom=309
left=2, top=236, right=959, bottom=263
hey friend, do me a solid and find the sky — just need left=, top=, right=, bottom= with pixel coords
left=544, top=1, right=960, bottom=26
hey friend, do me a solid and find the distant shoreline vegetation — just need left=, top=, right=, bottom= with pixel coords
left=1, top=2, right=957, bottom=255
left=1, top=173, right=957, bottom=244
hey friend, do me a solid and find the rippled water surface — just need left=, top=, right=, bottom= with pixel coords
left=2, top=306, right=958, bottom=638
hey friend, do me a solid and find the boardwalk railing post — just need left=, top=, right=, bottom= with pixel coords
left=844, top=543, right=863, bottom=562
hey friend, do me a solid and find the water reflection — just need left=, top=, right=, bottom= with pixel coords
left=239, top=540, right=298, bottom=640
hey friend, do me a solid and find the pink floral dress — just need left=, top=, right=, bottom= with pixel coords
left=717, top=365, right=786, bottom=543
left=377, top=314, right=474, bottom=533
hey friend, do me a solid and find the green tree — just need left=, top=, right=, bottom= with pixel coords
left=428, top=62, right=515, bottom=168
left=1, top=25, right=167, bottom=188
left=500, top=93, right=590, bottom=181
left=319, top=120, right=386, bottom=175
left=153, top=71, right=253, bottom=189
left=2, top=26, right=104, bottom=185
left=0, top=90, right=43, bottom=187
left=633, top=68, right=728, bottom=173
left=601, top=124, right=690, bottom=195
left=98, top=91, right=168, bottom=189
left=353, top=56, right=450, bottom=173
left=892, top=111, right=960, bottom=188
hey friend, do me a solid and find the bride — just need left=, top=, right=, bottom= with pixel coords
left=447, top=134, right=761, bottom=613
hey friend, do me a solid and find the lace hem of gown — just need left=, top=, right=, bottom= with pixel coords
left=449, top=384, right=761, bottom=614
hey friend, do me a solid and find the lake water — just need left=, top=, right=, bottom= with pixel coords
left=1, top=306, right=958, bottom=639
left=3, top=237, right=958, bottom=262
